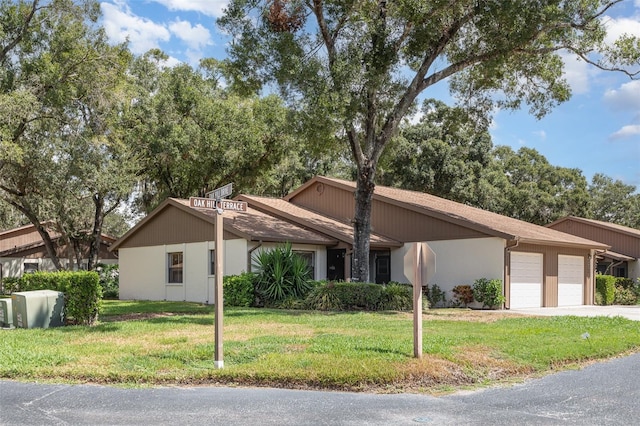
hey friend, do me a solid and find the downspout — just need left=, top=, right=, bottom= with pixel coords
left=504, top=238, right=520, bottom=310
left=247, top=241, right=263, bottom=273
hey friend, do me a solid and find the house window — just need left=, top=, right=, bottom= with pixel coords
left=209, top=250, right=215, bottom=275
left=168, top=252, right=183, bottom=283
left=294, top=251, right=315, bottom=279
left=23, top=262, right=39, bottom=274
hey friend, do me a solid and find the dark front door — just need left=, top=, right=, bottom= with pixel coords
left=375, top=255, right=391, bottom=284
left=327, top=249, right=345, bottom=281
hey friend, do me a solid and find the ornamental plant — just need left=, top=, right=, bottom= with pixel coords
left=473, top=278, right=505, bottom=309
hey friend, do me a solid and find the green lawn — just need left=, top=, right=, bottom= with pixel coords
left=1, top=300, right=639, bottom=393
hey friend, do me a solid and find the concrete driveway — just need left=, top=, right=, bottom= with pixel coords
left=508, top=305, right=640, bottom=321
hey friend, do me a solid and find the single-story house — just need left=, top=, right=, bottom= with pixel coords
left=111, top=176, right=609, bottom=309
left=0, top=222, right=117, bottom=283
left=546, top=216, right=640, bottom=281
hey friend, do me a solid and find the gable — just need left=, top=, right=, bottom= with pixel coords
left=548, top=219, right=639, bottom=258
left=117, top=204, right=218, bottom=249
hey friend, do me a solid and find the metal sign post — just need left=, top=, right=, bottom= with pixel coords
left=188, top=184, right=248, bottom=369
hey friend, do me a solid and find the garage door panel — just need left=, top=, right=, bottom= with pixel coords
left=558, top=255, right=584, bottom=306
left=510, top=252, right=543, bottom=309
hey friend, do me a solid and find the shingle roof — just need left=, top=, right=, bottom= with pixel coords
left=238, top=195, right=402, bottom=248
left=173, top=199, right=337, bottom=245
left=304, top=176, right=609, bottom=249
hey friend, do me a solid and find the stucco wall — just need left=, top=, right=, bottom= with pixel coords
left=629, top=259, right=640, bottom=282
left=391, top=237, right=505, bottom=299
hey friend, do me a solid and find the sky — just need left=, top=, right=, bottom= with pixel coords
left=99, top=0, right=640, bottom=190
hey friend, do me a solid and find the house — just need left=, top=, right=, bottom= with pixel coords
left=111, top=177, right=608, bottom=308
left=546, top=216, right=640, bottom=281
left=0, top=222, right=118, bottom=282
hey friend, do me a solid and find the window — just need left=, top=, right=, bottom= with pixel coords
left=168, top=252, right=183, bottom=283
left=209, top=250, right=215, bottom=275
left=23, top=262, right=39, bottom=274
left=294, top=250, right=315, bottom=279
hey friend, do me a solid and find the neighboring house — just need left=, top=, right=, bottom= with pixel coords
left=0, top=223, right=118, bottom=282
left=112, top=177, right=608, bottom=309
left=546, top=216, right=640, bottom=281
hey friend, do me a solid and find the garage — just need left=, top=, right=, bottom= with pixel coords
left=558, top=254, right=584, bottom=306
left=510, top=252, right=543, bottom=309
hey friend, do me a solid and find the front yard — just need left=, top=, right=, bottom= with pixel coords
left=1, top=300, right=639, bottom=393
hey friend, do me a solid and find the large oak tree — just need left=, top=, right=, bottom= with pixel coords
left=220, top=0, right=639, bottom=281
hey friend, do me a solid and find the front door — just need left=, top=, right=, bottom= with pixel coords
left=327, top=249, right=345, bottom=281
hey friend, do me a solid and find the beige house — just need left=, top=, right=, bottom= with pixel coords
left=111, top=177, right=608, bottom=308
left=0, top=223, right=117, bottom=284
left=547, top=216, right=640, bottom=281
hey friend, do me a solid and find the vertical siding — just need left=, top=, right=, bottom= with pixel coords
left=550, top=221, right=639, bottom=258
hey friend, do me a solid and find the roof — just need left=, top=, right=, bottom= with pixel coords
left=547, top=216, right=640, bottom=239
left=287, top=176, right=609, bottom=250
left=238, top=195, right=402, bottom=248
left=110, top=198, right=338, bottom=251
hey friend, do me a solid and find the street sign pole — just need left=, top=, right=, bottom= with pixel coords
left=214, top=204, right=224, bottom=369
left=413, top=243, right=423, bottom=359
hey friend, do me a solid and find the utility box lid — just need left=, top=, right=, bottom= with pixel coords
left=0, top=298, right=13, bottom=327
left=11, top=290, right=65, bottom=329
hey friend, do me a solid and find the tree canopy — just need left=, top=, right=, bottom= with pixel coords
left=220, top=0, right=640, bottom=281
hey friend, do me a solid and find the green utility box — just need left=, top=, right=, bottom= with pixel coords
left=11, top=290, right=65, bottom=329
left=0, top=298, right=12, bottom=327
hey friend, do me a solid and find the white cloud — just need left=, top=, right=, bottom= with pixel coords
left=169, top=19, right=212, bottom=50
left=603, top=80, right=640, bottom=111
left=101, top=2, right=170, bottom=54
left=533, top=130, right=546, bottom=140
left=609, top=124, right=640, bottom=140
left=560, top=51, right=593, bottom=95
left=603, top=16, right=640, bottom=45
left=152, top=0, right=229, bottom=18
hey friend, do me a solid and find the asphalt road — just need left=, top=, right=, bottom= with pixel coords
left=1, top=351, right=639, bottom=425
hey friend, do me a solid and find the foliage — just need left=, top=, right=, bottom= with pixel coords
left=253, top=243, right=312, bottom=304
left=96, top=264, right=119, bottom=299
left=382, top=283, right=413, bottom=311
left=10, top=271, right=102, bottom=325
left=304, top=282, right=344, bottom=311
left=473, top=278, right=505, bottom=309
left=219, top=0, right=639, bottom=283
left=452, top=285, right=475, bottom=308
left=588, top=174, right=640, bottom=229
left=595, top=275, right=617, bottom=306
left=0, top=277, right=19, bottom=295
left=424, top=284, right=446, bottom=308
left=613, top=278, right=639, bottom=305
left=223, top=273, right=257, bottom=307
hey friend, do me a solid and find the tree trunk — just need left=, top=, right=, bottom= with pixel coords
left=351, top=164, right=376, bottom=283
left=87, top=194, right=105, bottom=271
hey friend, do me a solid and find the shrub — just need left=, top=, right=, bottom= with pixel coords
left=1, top=277, right=20, bottom=294
left=595, top=275, right=616, bottom=305
left=424, top=284, right=446, bottom=308
left=253, top=243, right=312, bottom=304
left=473, top=278, right=505, bottom=309
left=305, top=282, right=343, bottom=311
left=332, top=282, right=384, bottom=310
left=382, top=282, right=413, bottom=311
left=96, top=264, right=119, bottom=299
left=452, top=285, right=474, bottom=307
left=223, top=273, right=256, bottom=307
left=614, top=285, right=637, bottom=305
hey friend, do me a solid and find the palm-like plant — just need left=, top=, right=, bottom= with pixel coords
left=253, top=243, right=312, bottom=303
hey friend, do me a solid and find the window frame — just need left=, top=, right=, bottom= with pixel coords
left=293, top=250, right=315, bottom=280
left=167, top=252, right=184, bottom=284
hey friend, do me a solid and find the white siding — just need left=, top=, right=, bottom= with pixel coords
left=558, top=254, right=584, bottom=306
left=391, top=237, right=505, bottom=298
left=629, top=259, right=640, bottom=282
left=510, top=252, right=543, bottom=309
left=119, top=246, right=166, bottom=301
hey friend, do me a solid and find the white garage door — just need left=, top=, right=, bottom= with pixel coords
left=558, top=255, right=584, bottom=306
left=510, top=252, right=543, bottom=309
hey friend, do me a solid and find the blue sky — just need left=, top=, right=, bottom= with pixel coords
left=100, top=0, right=640, bottom=190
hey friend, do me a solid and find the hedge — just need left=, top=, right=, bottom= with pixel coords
left=223, top=273, right=256, bottom=307
left=596, top=275, right=616, bottom=305
left=305, top=281, right=415, bottom=311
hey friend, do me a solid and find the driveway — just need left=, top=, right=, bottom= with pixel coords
left=508, top=305, right=640, bottom=321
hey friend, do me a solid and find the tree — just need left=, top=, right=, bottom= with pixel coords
left=588, top=174, right=640, bottom=228
left=220, top=0, right=640, bottom=282
left=0, top=0, right=136, bottom=270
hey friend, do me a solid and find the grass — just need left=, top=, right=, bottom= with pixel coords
left=1, top=300, right=639, bottom=393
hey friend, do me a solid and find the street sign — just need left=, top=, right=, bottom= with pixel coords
left=189, top=197, right=218, bottom=209
left=218, top=199, right=247, bottom=212
left=207, top=183, right=233, bottom=200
